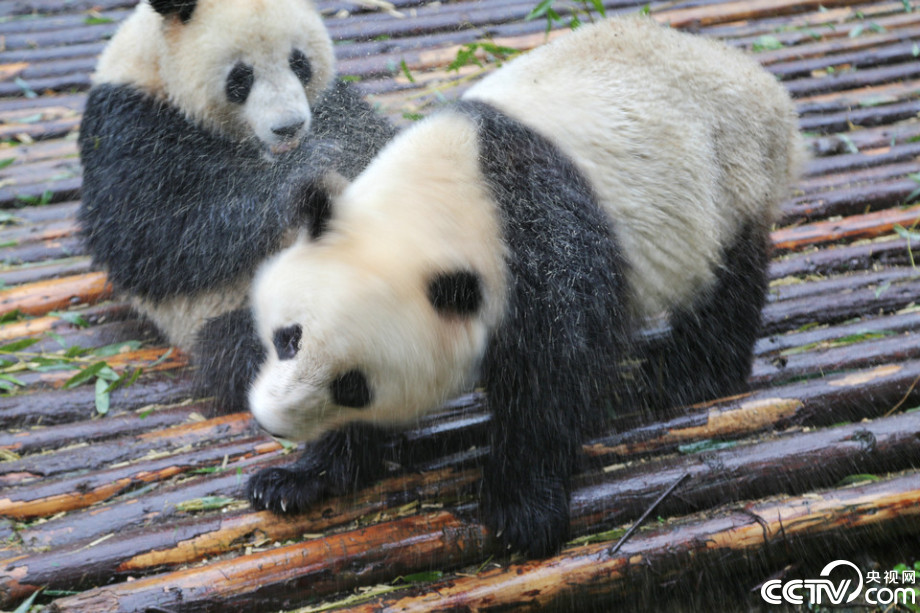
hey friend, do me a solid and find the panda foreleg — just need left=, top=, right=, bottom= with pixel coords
left=642, top=220, right=771, bottom=409
left=247, top=423, right=389, bottom=515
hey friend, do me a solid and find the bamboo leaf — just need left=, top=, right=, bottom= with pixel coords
left=92, top=340, right=142, bottom=357
left=63, top=361, right=108, bottom=389
left=95, top=376, right=111, bottom=415
left=0, top=338, right=39, bottom=353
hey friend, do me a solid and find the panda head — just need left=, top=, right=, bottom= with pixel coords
left=247, top=113, right=509, bottom=441
left=248, top=240, right=492, bottom=441
left=146, top=0, right=335, bottom=156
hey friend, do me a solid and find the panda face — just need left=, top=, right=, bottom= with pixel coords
left=155, top=0, right=335, bottom=157
left=248, top=247, right=490, bottom=442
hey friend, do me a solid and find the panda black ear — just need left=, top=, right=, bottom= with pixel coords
left=427, top=270, right=483, bottom=316
left=149, top=0, right=197, bottom=22
left=291, top=171, right=348, bottom=240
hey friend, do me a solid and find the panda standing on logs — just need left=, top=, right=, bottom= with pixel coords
left=78, top=0, right=394, bottom=411
left=247, top=16, right=803, bottom=556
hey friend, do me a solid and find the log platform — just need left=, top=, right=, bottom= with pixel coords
left=3, top=1, right=920, bottom=611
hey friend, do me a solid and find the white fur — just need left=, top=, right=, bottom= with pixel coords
left=250, top=17, right=801, bottom=441
left=466, top=16, right=800, bottom=316
left=250, top=114, right=508, bottom=440
left=94, top=0, right=335, bottom=153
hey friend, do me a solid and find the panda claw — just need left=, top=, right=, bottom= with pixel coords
left=281, top=498, right=288, bottom=512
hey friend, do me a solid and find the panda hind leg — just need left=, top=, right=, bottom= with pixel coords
left=642, top=220, right=770, bottom=410
left=193, top=308, right=265, bottom=414
left=248, top=423, right=389, bottom=515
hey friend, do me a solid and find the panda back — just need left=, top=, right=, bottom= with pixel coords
left=464, top=17, right=800, bottom=317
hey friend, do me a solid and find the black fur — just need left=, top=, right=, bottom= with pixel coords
left=459, top=100, right=630, bottom=556
left=149, top=0, right=196, bottom=22
left=330, top=369, right=372, bottom=408
left=80, top=78, right=394, bottom=414
left=272, top=324, right=302, bottom=361
left=427, top=270, right=483, bottom=316
left=193, top=308, right=264, bottom=414
left=226, top=62, right=254, bottom=104
left=248, top=423, right=389, bottom=513
left=639, top=221, right=771, bottom=410
left=289, top=49, right=313, bottom=86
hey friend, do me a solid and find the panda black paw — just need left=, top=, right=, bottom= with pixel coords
left=247, top=465, right=327, bottom=514
left=482, top=475, right=570, bottom=558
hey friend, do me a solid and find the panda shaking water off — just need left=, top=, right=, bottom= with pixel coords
left=78, top=0, right=394, bottom=411
left=247, top=17, right=803, bottom=557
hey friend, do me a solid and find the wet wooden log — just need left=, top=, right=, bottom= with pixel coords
left=0, top=374, right=195, bottom=429
left=347, top=471, right=920, bottom=612
left=0, top=469, right=479, bottom=605
left=0, top=272, right=111, bottom=317
left=1, top=412, right=256, bottom=482
left=40, top=410, right=920, bottom=612
left=772, top=205, right=920, bottom=251
left=0, top=436, right=278, bottom=520
left=0, top=403, right=209, bottom=455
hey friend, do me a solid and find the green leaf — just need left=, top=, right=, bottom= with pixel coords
left=678, top=439, right=738, bottom=454
left=84, top=15, right=114, bottom=24
left=175, top=496, right=238, bottom=512
left=0, top=157, right=14, bottom=170
left=0, top=338, right=39, bottom=353
left=91, top=340, right=142, bottom=357
left=836, top=473, right=880, bottom=486
left=0, top=373, right=25, bottom=387
left=95, top=376, right=111, bottom=415
left=587, top=0, right=605, bottom=17
left=397, top=570, right=445, bottom=584
left=752, top=35, right=784, bottom=52
left=63, top=361, right=108, bottom=389
left=0, top=309, right=23, bottom=324
left=894, top=223, right=920, bottom=242
left=51, top=310, right=91, bottom=328
left=525, top=0, right=554, bottom=21
left=399, top=59, right=415, bottom=83
left=13, top=77, right=37, bottom=99
left=12, top=587, right=43, bottom=613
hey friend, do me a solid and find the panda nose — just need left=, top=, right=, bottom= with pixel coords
left=272, top=120, right=305, bottom=139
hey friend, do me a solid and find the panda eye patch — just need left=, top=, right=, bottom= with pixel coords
left=289, top=49, right=312, bottom=85
left=226, top=61, right=254, bottom=104
left=272, top=324, right=302, bottom=361
left=427, top=270, right=483, bottom=316
left=330, top=369, right=372, bottom=408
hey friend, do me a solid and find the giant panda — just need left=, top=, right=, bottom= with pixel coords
left=245, top=16, right=802, bottom=556
left=78, top=0, right=394, bottom=411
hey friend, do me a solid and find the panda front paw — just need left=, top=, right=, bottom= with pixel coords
left=247, top=465, right=327, bottom=514
left=482, top=475, right=570, bottom=558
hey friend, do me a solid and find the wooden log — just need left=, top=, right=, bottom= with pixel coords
left=0, top=469, right=479, bottom=605
left=799, top=98, right=920, bottom=134
left=0, top=436, right=279, bottom=520
left=589, top=358, right=920, bottom=458
left=346, top=471, right=920, bottom=612
left=762, top=275, right=920, bottom=333
left=0, top=272, right=111, bottom=317
left=1, top=412, right=255, bottom=482
left=769, top=236, right=911, bottom=279
left=785, top=60, right=920, bottom=98
left=771, top=40, right=920, bottom=80
left=768, top=267, right=918, bottom=302
left=0, top=403, right=209, bottom=455
left=0, top=303, right=131, bottom=343
left=0, top=257, right=93, bottom=287
left=1, top=235, right=86, bottom=266
left=809, top=122, right=920, bottom=155
left=0, top=374, right=194, bottom=430
left=755, top=309, right=920, bottom=355
left=42, top=410, right=920, bottom=612
left=755, top=22, right=920, bottom=66
left=772, top=205, right=920, bottom=251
